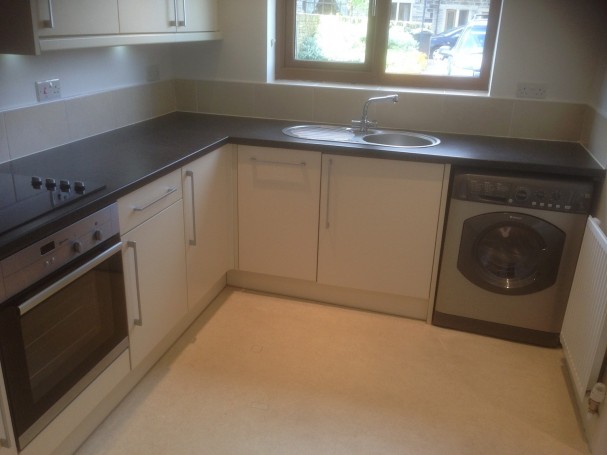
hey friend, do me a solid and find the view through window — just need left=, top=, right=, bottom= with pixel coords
left=277, top=0, right=501, bottom=90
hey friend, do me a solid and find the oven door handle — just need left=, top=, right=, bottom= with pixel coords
left=18, top=242, right=123, bottom=316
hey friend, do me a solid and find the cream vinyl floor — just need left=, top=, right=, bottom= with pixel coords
left=76, top=288, right=590, bottom=455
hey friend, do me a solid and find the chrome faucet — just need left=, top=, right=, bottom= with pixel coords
left=352, top=94, right=399, bottom=133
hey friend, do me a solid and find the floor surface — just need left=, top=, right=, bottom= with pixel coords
left=75, top=288, right=590, bottom=454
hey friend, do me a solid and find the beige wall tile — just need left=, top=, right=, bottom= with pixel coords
left=149, top=80, right=176, bottom=118
left=313, top=87, right=378, bottom=126
left=66, top=91, right=118, bottom=142
left=510, top=100, right=585, bottom=141
left=175, top=79, right=198, bottom=112
left=197, top=80, right=256, bottom=117
left=442, top=96, right=513, bottom=137
left=254, top=84, right=315, bottom=122
left=582, top=107, right=607, bottom=167
left=0, top=114, right=9, bottom=164
left=376, top=92, right=446, bottom=133
left=111, top=82, right=175, bottom=128
left=5, top=102, right=70, bottom=159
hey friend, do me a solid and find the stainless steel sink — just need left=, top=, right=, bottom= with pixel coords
left=362, top=132, right=440, bottom=148
left=283, top=125, right=440, bottom=149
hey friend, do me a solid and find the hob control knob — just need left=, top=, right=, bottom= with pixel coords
left=59, top=179, right=71, bottom=192
left=93, top=230, right=103, bottom=241
left=74, top=181, right=86, bottom=193
left=31, top=176, right=43, bottom=188
left=73, top=241, right=83, bottom=253
left=45, top=178, right=57, bottom=190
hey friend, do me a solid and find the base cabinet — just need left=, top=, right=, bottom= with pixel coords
left=118, top=171, right=188, bottom=370
left=0, top=364, right=16, bottom=455
left=237, top=146, right=322, bottom=281
left=183, top=145, right=234, bottom=309
left=318, top=155, right=445, bottom=299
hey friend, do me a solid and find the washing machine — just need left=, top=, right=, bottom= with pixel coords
left=433, top=169, right=594, bottom=347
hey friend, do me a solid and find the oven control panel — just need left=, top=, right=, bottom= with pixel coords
left=452, top=173, right=594, bottom=214
left=0, top=203, right=119, bottom=304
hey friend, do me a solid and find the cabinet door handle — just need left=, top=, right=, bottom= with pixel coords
left=169, top=0, right=178, bottom=26
left=325, top=158, right=333, bottom=229
left=178, top=0, right=187, bottom=27
left=127, top=241, right=143, bottom=327
left=132, top=186, right=177, bottom=212
left=43, top=0, right=55, bottom=28
left=185, top=170, right=197, bottom=246
left=250, top=157, right=307, bottom=167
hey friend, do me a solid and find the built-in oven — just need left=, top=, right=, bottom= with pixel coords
left=0, top=203, right=128, bottom=450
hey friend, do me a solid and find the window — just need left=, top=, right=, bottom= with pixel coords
left=275, top=0, right=502, bottom=91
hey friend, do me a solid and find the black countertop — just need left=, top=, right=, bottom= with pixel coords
left=0, top=112, right=604, bottom=259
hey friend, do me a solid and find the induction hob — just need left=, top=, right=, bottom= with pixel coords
left=0, top=171, right=105, bottom=236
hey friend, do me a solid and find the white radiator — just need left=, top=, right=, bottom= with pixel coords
left=561, top=216, right=607, bottom=404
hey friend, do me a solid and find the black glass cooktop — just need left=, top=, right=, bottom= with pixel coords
left=0, top=172, right=105, bottom=236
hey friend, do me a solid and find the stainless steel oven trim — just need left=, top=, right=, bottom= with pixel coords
left=18, top=242, right=123, bottom=316
left=18, top=337, right=129, bottom=449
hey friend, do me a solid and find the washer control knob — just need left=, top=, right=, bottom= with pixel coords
left=514, top=187, right=530, bottom=201
left=73, top=241, right=83, bottom=253
left=93, top=230, right=104, bottom=241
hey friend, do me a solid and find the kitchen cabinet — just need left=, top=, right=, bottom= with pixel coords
left=118, top=0, right=219, bottom=34
left=118, top=170, right=188, bottom=370
left=237, top=146, right=322, bottom=281
left=0, top=0, right=220, bottom=55
left=317, top=154, right=445, bottom=299
left=36, top=0, right=119, bottom=37
left=182, top=145, right=234, bottom=310
left=0, top=364, right=17, bottom=455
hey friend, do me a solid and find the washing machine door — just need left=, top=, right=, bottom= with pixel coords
left=457, top=212, right=565, bottom=295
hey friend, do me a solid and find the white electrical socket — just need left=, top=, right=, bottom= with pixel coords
left=35, top=79, right=61, bottom=102
left=516, top=82, right=547, bottom=99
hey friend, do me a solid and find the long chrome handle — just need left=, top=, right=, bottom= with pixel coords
left=132, top=186, right=177, bottom=212
left=178, top=0, right=187, bottom=27
left=19, top=242, right=123, bottom=316
left=43, top=0, right=55, bottom=28
left=127, top=241, right=143, bottom=327
left=250, top=157, right=307, bottom=167
left=169, top=0, right=178, bottom=26
left=0, top=395, right=10, bottom=448
left=325, top=158, right=333, bottom=229
left=186, top=170, right=197, bottom=246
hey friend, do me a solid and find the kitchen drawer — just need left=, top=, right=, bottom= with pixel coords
left=118, top=170, right=182, bottom=235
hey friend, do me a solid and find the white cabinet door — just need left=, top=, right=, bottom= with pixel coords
left=182, top=146, right=234, bottom=309
left=318, top=155, right=445, bottom=298
left=237, top=146, right=321, bottom=282
left=0, top=364, right=17, bottom=455
left=121, top=201, right=188, bottom=370
left=177, top=0, right=219, bottom=32
left=119, top=0, right=218, bottom=33
left=36, top=0, right=119, bottom=36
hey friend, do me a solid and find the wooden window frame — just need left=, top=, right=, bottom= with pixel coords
left=275, top=0, right=502, bottom=91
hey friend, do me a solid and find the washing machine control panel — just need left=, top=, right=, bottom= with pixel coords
left=453, top=173, right=594, bottom=214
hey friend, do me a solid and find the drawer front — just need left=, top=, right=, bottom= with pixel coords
left=118, top=170, right=182, bottom=234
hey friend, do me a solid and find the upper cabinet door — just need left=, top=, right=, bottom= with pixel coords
left=118, top=0, right=177, bottom=34
left=177, top=0, right=219, bottom=32
left=36, top=0, right=119, bottom=36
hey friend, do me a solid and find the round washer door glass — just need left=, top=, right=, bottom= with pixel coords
left=457, top=212, right=565, bottom=295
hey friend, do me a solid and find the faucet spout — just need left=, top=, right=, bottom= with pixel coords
left=355, top=94, right=399, bottom=133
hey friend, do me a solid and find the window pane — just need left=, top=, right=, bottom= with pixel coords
left=294, top=0, right=370, bottom=63
left=385, top=0, right=492, bottom=78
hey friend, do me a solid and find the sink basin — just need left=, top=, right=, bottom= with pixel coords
left=362, top=132, right=440, bottom=148
left=282, top=125, right=440, bottom=149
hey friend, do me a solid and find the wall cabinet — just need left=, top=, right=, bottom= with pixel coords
left=0, top=0, right=220, bottom=55
left=182, top=145, right=234, bottom=309
left=118, top=170, right=188, bottom=370
left=0, top=364, right=17, bottom=455
left=318, top=155, right=445, bottom=299
left=237, top=146, right=322, bottom=281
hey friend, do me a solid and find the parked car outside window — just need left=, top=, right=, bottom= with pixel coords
left=443, top=20, right=487, bottom=77
left=429, top=25, right=464, bottom=60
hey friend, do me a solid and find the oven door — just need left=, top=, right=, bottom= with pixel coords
left=0, top=237, right=128, bottom=450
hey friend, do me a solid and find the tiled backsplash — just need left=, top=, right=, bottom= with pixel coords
left=0, top=78, right=603, bottom=166
left=0, top=80, right=176, bottom=163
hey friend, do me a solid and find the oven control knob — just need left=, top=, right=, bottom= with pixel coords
left=72, top=241, right=83, bottom=253
left=93, top=230, right=104, bottom=241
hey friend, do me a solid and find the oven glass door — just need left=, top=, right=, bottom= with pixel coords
left=0, top=238, right=128, bottom=449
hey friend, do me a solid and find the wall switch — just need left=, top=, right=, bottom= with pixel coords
left=35, top=79, right=61, bottom=102
left=516, top=82, right=547, bottom=99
